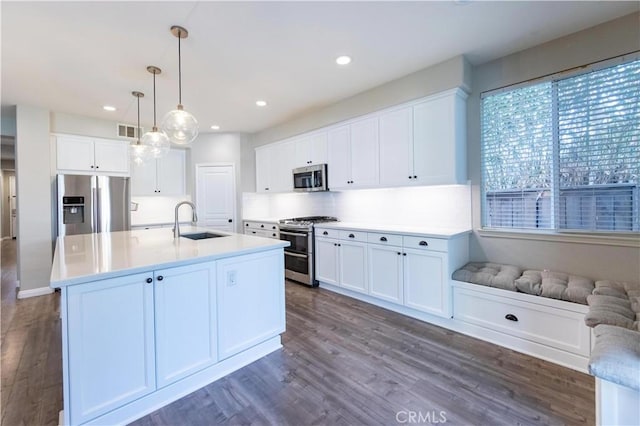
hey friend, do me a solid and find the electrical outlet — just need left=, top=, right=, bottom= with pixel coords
left=227, top=270, right=237, bottom=286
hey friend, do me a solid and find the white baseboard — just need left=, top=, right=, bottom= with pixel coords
left=17, top=286, right=54, bottom=299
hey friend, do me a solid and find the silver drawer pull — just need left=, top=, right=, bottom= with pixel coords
left=419, top=241, right=428, bottom=246
left=505, top=314, right=518, bottom=322
left=284, top=251, right=307, bottom=258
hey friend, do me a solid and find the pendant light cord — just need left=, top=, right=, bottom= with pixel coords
left=178, top=29, right=182, bottom=105
left=136, top=95, right=141, bottom=143
left=153, top=72, right=157, bottom=126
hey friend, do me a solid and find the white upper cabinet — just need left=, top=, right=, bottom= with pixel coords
left=131, top=148, right=186, bottom=196
left=255, top=87, right=467, bottom=192
left=294, top=132, right=328, bottom=168
left=256, top=141, right=295, bottom=193
left=328, top=118, right=379, bottom=190
left=379, top=106, right=413, bottom=186
left=413, top=89, right=467, bottom=185
left=56, top=134, right=130, bottom=176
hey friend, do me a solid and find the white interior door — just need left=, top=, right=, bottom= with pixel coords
left=196, top=164, right=236, bottom=232
left=9, top=175, right=16, bottom=239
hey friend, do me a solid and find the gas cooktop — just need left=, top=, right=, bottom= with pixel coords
left=279, top=216, right=339, bottom=227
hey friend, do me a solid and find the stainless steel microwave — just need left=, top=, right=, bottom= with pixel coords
left=293, top=164, right=328, bottom=192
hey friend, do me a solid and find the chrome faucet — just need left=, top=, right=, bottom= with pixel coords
left=174, top=201, right=198, bottom=238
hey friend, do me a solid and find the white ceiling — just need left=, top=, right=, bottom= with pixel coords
left=1, top=1, right=637, bottom=134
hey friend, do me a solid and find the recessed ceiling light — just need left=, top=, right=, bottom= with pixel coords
left=256, top=100, right=267, bottom=107
left=336, top=56, right=352, bottom=65
left=210, top=125, right=220, bottom=130
left=103, top=105, right=116, bottom=112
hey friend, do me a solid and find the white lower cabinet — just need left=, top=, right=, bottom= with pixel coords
left=316, top=227, right=467, bottom=319
left=154, top=263, right=217, bottom=388
left=315, top=236, right=368, bottom=294
left=315, top=237, right=340, bottom=285
left=339, top=241, right=368, bottom=294
left=66, top=272, right=156, bottom=425
left=403, top=248, right=448, bottom=317
left=368, top=244, right=403, bottom=304
left=217, top=250, right=286, bottom=360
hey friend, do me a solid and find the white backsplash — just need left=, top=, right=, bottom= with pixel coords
left=242, top=184, right=472, bottom=229
left=131, top=195, right=193, bottom=225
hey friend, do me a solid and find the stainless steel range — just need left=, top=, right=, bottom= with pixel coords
left=278, top=216, right=338, bottom=286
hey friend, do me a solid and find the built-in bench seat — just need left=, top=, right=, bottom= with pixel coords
left=451, top=262, right=593, bottom=371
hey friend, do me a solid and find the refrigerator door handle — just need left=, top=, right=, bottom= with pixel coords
left=92, top=177, right=100, bottom=233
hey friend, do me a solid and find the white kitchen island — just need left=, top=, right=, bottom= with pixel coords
left=50, top=227, right=289, bottom=426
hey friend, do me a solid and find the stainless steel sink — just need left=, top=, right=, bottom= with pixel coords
left=181, top=232, right=227, bottom=240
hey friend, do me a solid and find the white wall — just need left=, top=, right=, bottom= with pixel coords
left=50, top=111, right=120, bottom=139
left=467, top=13, right=640, bottom=282
left=15, top=105, right=53, bottom=295
left=190, top=132, right=244, bottom=231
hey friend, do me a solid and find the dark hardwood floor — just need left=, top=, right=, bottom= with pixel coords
left=1, top=238, right=594, bottom=425
left=1, top=239, right=62, bottom=426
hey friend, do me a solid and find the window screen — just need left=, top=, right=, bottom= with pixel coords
left=482, top=58, right=640, bottom=232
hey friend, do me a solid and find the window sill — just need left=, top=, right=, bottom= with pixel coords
left=477, top=229, right=640, bottom=248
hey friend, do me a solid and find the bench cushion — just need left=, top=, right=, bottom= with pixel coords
left=451, top=262, right=522, bottom=292
left=589, top=324, right=640, bottom=391
left=539, top=271, right=594, bottom=305
left=586, top=281, right=640, bottom=331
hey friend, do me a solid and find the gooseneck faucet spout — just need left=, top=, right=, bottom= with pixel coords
left=174, top=201, right=197, bottom=238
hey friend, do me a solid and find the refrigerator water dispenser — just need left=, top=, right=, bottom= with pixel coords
left=62, top=196, right=85, bottom=224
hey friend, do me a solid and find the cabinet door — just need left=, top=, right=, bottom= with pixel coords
left=403, top=248, right=450, bottom=317
left=157, top=149, right=186, bottom=195
left=379, top=107, right=413, bottom=187
left=217, top=250, right=285, bottom=360
left=368, top=244, right=403, bottom=304
left=66, top=272, right=156, bottom=425
left=413, top=95, right=457, bottom=185
left=315, top=237, right=340, bottom=285
left=56, top=135, right=95, bottom=172
left=327, top=125, right=351, bottom=189
left=131, top=160, right=158, bottom=195
left=270, top=141, right=295, bottom=192
left=94, top=138, right=130, bottom=175
left=339, top=240, right=368, bottom=294
left=294, top=132, right=328, bottom=168
left=154, top=262, right=217, bottom=388
left=255, top=146, right=271, bottom=192
left=349, top=117, right=379, bottom=187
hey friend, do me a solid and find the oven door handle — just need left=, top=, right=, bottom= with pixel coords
left=280, top=230, right=309, bottom=237
left=284, top=251, right=308, bottom=258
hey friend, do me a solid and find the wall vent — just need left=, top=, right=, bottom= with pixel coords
left=117, top=123, right=143, bottom=140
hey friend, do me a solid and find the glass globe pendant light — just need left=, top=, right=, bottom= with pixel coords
left=161, top=25, right=198, bottom=145
left=141, top=66, right=170, bottom=158
left=130, top=91, right=152, bottom=166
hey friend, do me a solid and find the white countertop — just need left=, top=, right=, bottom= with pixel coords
left=313, top=222, right=471, bottom=238
left=50, top=227, right=289, bottom=288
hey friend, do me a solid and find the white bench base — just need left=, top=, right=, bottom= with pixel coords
left=597, top=378, right=640, bottom=426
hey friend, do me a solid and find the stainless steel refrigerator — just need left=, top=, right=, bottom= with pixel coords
left=57, top=175, right=130, bottom=236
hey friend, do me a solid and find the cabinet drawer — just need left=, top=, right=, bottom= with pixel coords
left=453, top=286, right=590, bottom=356
left=367, top=232, right=402, bottom=246
left=402, top=235, right=448, bottom=252
left=244, top=221, right=278, bottom=231
left=339, top=230, right=367, bottom=242
left=316, top=228, right=340, bottom=239
left=245, top=229, right=279, bottom=239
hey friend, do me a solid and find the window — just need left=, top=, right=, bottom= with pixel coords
left=481, top=58, right=640, bottom=233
